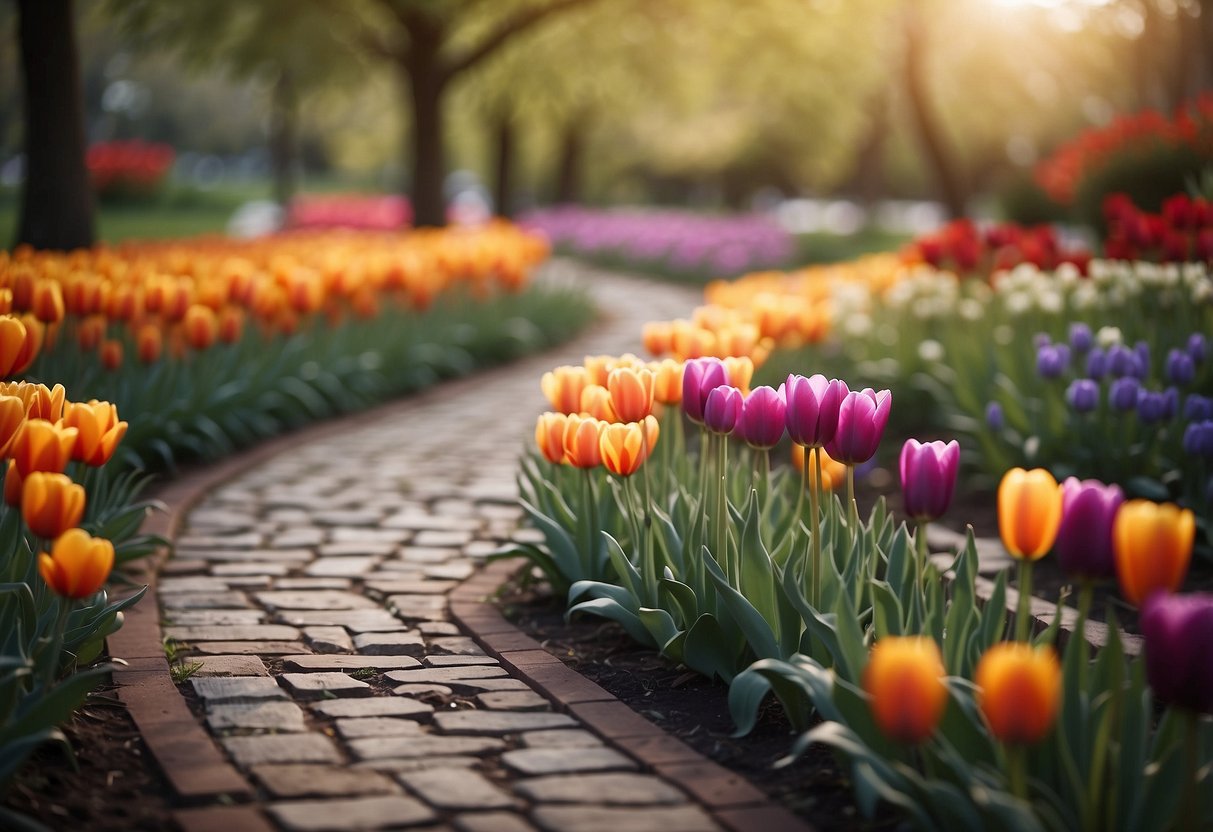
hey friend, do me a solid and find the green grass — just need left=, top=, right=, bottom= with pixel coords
left=790, top=228, right=913, bottom=266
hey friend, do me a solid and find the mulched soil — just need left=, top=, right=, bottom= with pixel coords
left=500, top=582, right=899, bottom=832
left=3, top=677, right=174, bottom=832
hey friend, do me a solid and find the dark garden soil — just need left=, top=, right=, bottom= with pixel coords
left=500, top=583, right=899, bottom=832
left=3, top=676, right=175, bottom=832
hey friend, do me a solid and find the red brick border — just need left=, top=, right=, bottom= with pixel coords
left=449, top=559, right=815, bottom=832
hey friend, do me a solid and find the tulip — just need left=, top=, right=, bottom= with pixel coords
left=899, top=439, right=960, bottom=522
left=38, top=527, right=114, bottom=599
left=599, top=421, right=651, bottom=477
left=1188, top=333, right=1206, bottom=364
left=22, top=382, right=65, bottom=422
left=1085, top=347, right=1107, bottom=379
left=218, top=307, right=244, bottom=344
left=681, top=357, right=728, bottom=424
left=1139, top=592, right=1213, bottom=715
left=1068, top=323, right=1093, bottom=353
left=540, top=365, right=590, bottom=415
left=986, top=401, right=1005, bottom=430
left=642, top=321, right=673, bottom=356
left=976, top=642, right=1061, bottom=745
left=1183, top=421, right=1213, bottom=458
left=650, top=359, right=684, bottom=405
left=734, top=385, right=786, bottom=449
left=584, top=355, right=615, bottom=387
left=722, top=355, right=754, bottom=395
left=31, top=279, right=65, bottom=324
left=184, top=304, right=218, bottom=351
left=61, top=400, right=127, bottom=466
left=563, top=414, right=604, bottom=469
left=863, top=636, right=949, bottom=745
left=1054, top=478, right=1123, bottom=583
left=136, top=323, right=163, bottom=364
left=0, top=395, right=25, bottom=456
left=1113, top=500, right=1194, bottom=606
left=998, top=468, right=1062, bottom=561
left=785, top=373, right=846, bottom=448
left=1109, top=377, right=1140, bottom=412
left=4, top=460, right=22, bottom=506
left=824, top=388, right=891, bottom=466
left=1166, top=349, right=1196, bottom=386
left=1035, top=344, right=1070, bottom=379
left=1184, top=394, right=1212, bottom=422
left=579, top=385, right=619, bottom=422
left=0, top=316, right=29, bottom=377
left=607, top=366, right=654, bottom=423
left=22, top=472, right=86, bottom=539
left=535, top=412, right=569, bottom=464
left=100, top=338, right=123, bottom=370
left=10, top=419, right=78, bottom=477
left=703, top=385, right=742, bottom=435
left=1064, top=379, right=1099, bottom=413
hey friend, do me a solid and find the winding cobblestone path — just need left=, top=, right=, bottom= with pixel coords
left=114, top=261, right=804, bottom=832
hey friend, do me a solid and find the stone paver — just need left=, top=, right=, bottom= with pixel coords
left=152, top=263, right=746, bottom=831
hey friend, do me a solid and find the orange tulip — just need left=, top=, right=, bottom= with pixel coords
left=599, top=420, right=651, bottom=477
left=583, top=355, right=616, bottom=387
left=580, top=385, right=619, bottom=422
left=1113, top=500, right=1194, bottom=606
left=0, top=395, right=25, bottom=456
left=38, top=527, right=114, bottom=599
left=22, top=472, right=86, bottom=538
left=997, top=468, right=1063, bottom=560
left=31, top=279, right=65, bottom=324
left=722, top=355, right=754, bottom=396
left=21, top=382, right=65, bottom=422
left=642, top=321, right=673, bottom=356
left=863, top=636, right=949, bottom=745
left=650, top=359, right=684, bottom=405
left=10, top=419, right=78, bottom=477
left=4, top=460, right=22, bottom=506
left=100, top=339, right=123, bottom=370
left=563, top=414, right=604, bottom=469
left=535, top=412, right=569, bottom=464
left=218, top=306, right=244, bottom=344
left=541, top=366, right=590, bottom=415
left=641, top=413, right=660, bottom=455
left=975, top=642, right=1061, bottom=745
left=183, top=304, right=218, bottom=351
left=607, top=366, right=655, bottom=423
left=136, top=323, right=162, bottom=364
left=61, top=400, right=127, bottom=466
left=0, top=316, right=29, bottom=377
left=77, top=314, right=106, bottom=352
left=11, top=314, right=43, bottom=375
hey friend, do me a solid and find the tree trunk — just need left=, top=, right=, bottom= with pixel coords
left=269, top=71, right=297, bottom=209
left=554, top=117, right=585, bottom=205
left=902, top=0, right=966, bottom=219
left=493, top=108, right=515, bottom=219
left=406, top=59, right=446, bottom=228
left=15, top=0, right=94, bottom=250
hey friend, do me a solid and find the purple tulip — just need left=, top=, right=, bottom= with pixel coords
left=735, top=385, right=787, bottom=449
left=1166, top=349, right=1196, bottom=385
left=899, top=439, right=960, bottom=521
left=1108, top=345, right=1137, bottom=378
left=1185, top=394, right=1213, bottom=422
left=1137, top=390, right=1169, bottom=424
left=703, top=385, right=743, bottom=435
left=1086, top=347, right=1108, bottom=380
left=1134, top=341, right=1151, bottom=376
left=1069, top=323, right=1093, bottom=354
left=986, top=401, right=1004, bottom=431
left=1110, top=377, right=1141, bottom=412
left=825, top=388, right=892, bottom=465
left=1140, top=592, right=1213, bottom=715
left=1054, top=477, right=1123, bottom=580
left=681, top=357, right=728, bottom=424
left=1036, top=344, right=1070, bottom=379
left=1065, top=379, right=1100, bottom=413
left=785, top=373, right=847, bottom=448
left=1163, top=387, right=1180, bottom=420
left=1188, top=333, right=1206, bottom=364
left=1033, top=332, right=1052, bottom=349
left=1184, top=421, right=1213, bottom=458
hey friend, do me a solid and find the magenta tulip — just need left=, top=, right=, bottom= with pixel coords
left=785, top=373, right=847, bottom=447
left=825, top=388, right=892, bottom=465
left=735, top=385, right=787, bottom=449
left=682, top=357, right=728, bottom=424
left=703, top=385, right=743, bottom=435
left=1054, top=478, right=1124, bottom=580
left=1140, top=592, right=1213, bottom=714
left=899, top=439, right=960, bottom=521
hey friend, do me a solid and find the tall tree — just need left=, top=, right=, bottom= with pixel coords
left=15, top=0, right=95, bottom=250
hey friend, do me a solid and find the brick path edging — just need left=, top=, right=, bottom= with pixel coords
left=448, top=559, right=813, bottom=832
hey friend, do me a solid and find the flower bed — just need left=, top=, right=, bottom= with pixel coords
left=520, top=206, right=795, bottom=283
left=508, top=196, right=1212, bottom=829
left=87, top=140, right=175, bottom=204
left=0, top=221, right=593, bottom=821
left=286, top=194, right=413, bottom=231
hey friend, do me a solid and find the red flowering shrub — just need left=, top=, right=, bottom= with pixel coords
left=87, top=140, right=175, bottom=203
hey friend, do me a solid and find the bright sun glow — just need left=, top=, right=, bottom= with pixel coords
left=988, top=0, right=1112, bottom=7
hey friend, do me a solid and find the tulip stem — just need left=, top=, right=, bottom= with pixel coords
left=1015, top=559, right=1034, bottom=643
left=41, top=598, right=73, bottom=689
left=1182, top=709, right=1200, bottom=832
left=1007, top=744, right=1028, bottom=802
left=915, top=520, right=928, bottom=623
left=718, top=431, right=729, bottom=583
left=809, top=446, right=822, bottom=610
left=583, top=468, right=597, bottom=578
left=794, top=444, right=807, bottom=531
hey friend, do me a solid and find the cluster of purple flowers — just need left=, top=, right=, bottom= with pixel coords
left=519, top=207, right=794, bottom=276
left=680, top=358, right=892, bottom=466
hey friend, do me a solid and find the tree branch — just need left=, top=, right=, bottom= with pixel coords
left=443, top=0, right=603, bottom=81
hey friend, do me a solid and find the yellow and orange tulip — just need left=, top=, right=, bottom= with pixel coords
left=38, top=528, right=114, bottom=599
left=607, top=366, right=655, bottom=423
left=975, top=642, right=1061, bottom=745
left=61, top=400, right=127, bottom=466
left=22, top=472, right=86, bottom=539
left=863, top=637, right=949, bottom=745
left=1113, top=500, right=1194, bottom=606
left=997, top=468, right=1063, bottom=560
left=10, top=419, right=77, bottom=477
left=535, top=412, right=569, bottom=465
left=563, top=414, right=604, bottom=469
left=541, top=366, right=590, bottom=415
